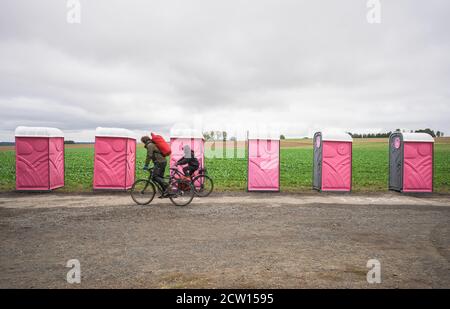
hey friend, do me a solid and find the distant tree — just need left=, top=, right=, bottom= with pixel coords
left=222, top=131, right=227, bottom=141
left=213, top=131, right=223, bottom=141
left=349, top=132, right=392, bottom=138
left=415, top=128, right=436, bottom=137
left=229, top=136, right=237, bottom=141
left=203, top=131, right=216, bottom=141
left=64, top=140, right=75, bottom=144
left=280, top=134, right=286, bottom=140
left=0, top=142, right=15, bottom=146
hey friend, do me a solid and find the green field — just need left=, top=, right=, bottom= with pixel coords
left=1, top=140, right=449, bottom=192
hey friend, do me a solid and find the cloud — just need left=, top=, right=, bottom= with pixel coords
left=0, top=0, right=449, bottom=141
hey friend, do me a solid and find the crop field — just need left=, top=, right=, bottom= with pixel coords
left=1, top=139, right=449, bottom=192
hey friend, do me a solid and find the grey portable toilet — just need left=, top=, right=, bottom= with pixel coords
left=389, top=132, right=434, bottom=192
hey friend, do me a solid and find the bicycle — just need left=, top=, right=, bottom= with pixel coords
left=170, top=166, right=214, bottom=197
left=130, top=167, right=195, bottom=206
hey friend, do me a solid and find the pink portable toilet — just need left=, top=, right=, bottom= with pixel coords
left=389, top=132, right=434, bottom=193
left=313, top=131, right=353, bottom=192
left=247, top=132, right=280, bottom=192
left=170, top=129, right=205, bottom=175
left=93, top=127, right=136, bottom=190
left=15, top=126, right=65, bottom=191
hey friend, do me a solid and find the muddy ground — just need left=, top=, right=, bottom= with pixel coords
left=0, top=192, right=449, bottom=288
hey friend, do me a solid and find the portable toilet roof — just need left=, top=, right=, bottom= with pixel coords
left=15, top=126, right=64, bottom=138
left=95, top=127, right=136, bottom=139
left=170, top=128, right=204, bottom=139
left=401, top=133, right=435, bottom=143
left=318, top=130, right=353, bottom=142
left=247, top=131, right=281, bottom=140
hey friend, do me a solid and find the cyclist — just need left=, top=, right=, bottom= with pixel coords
left=175, top=145, right=199, bottom=178
left=141, top=136, right=170, bottom=197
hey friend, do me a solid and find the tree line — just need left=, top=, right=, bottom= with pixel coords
left=202, top=129, right=445, bottom=141
left=348, top=128, right=444, bottom=138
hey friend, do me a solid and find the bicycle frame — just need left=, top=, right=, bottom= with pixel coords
left=170, top=167, right=207, bottom=179
left=170, top=167, right=211, bottom=195
left=145, top=168, right=165, bottom=195
left=146, top=167, right=186, bottom=193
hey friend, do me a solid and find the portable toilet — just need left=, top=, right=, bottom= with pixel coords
left=15, top=126, right=65, bottom=191
left=313, top=131, right=353, bottom=192
left=247, top=132, right=280, bottom=192
left=93, top=127, right=136, bottom=190
left=389, top=132, right=434, bottom=193
left=169, top=128, right=205, bottom=174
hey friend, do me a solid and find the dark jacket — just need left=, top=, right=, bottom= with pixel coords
left=176, top=150, right=199, bottom=168
left=145, top=141, right=166, bottom=165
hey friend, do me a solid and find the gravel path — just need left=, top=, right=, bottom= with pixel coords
left=1, top=192, right=449, bottom=288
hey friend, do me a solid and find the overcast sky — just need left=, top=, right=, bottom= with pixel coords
left=0, top=0, right=449, bottom=141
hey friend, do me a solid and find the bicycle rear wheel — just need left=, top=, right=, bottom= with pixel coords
left=192, top=174, right=214, bottom=197
left=168, top=179, right=195, bottom=206
left=130, top=179, right=156, bottom=205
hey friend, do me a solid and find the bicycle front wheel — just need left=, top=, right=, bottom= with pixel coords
left=130, top=179, right=156, bottom=205
left=192, top=174, right=214, bottom=197
left=168, top=179, right=195, bottom=207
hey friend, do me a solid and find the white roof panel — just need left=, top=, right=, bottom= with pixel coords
left=402, top=133, right=434, bottom=142
left=15, top=126, right=64, bottom=138
left=248, top=130, right=281, bottom=140
left=318, top=130, right=353, bottom=142
left=95, top=127, right=136, bottom=139
left=170, top=128, right=204, bottom=139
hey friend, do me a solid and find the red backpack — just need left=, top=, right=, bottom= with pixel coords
left=151, top=133, right=171, bottom=157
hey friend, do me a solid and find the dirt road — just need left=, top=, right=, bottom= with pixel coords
left=1, top=192, right=449, bottom=288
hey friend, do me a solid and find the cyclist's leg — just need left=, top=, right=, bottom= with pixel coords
left=182, top=166, right=190, bottom=177
left=152, top=161, right=168, bottom=193
left=182, top=165, right=198, bottom=178
left=190, top=165, right=201, bottom=188
left=190, top=165, right=199, bottom=176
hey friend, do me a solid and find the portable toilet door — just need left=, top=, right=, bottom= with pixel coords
left=389, top=132, right=434, bottom=193
left=247, top=132, right=280, bottom=192
left=169, top=129, right=205, bottom=175
left=388, top=132, right=404, bottom=191
left=15, top=126, right=65, bottom=191
left=313, top=131, right=353, bottom=192
left=93, top=127, right=136, bottom=190
left=312, top=132, right=322, bottom=190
